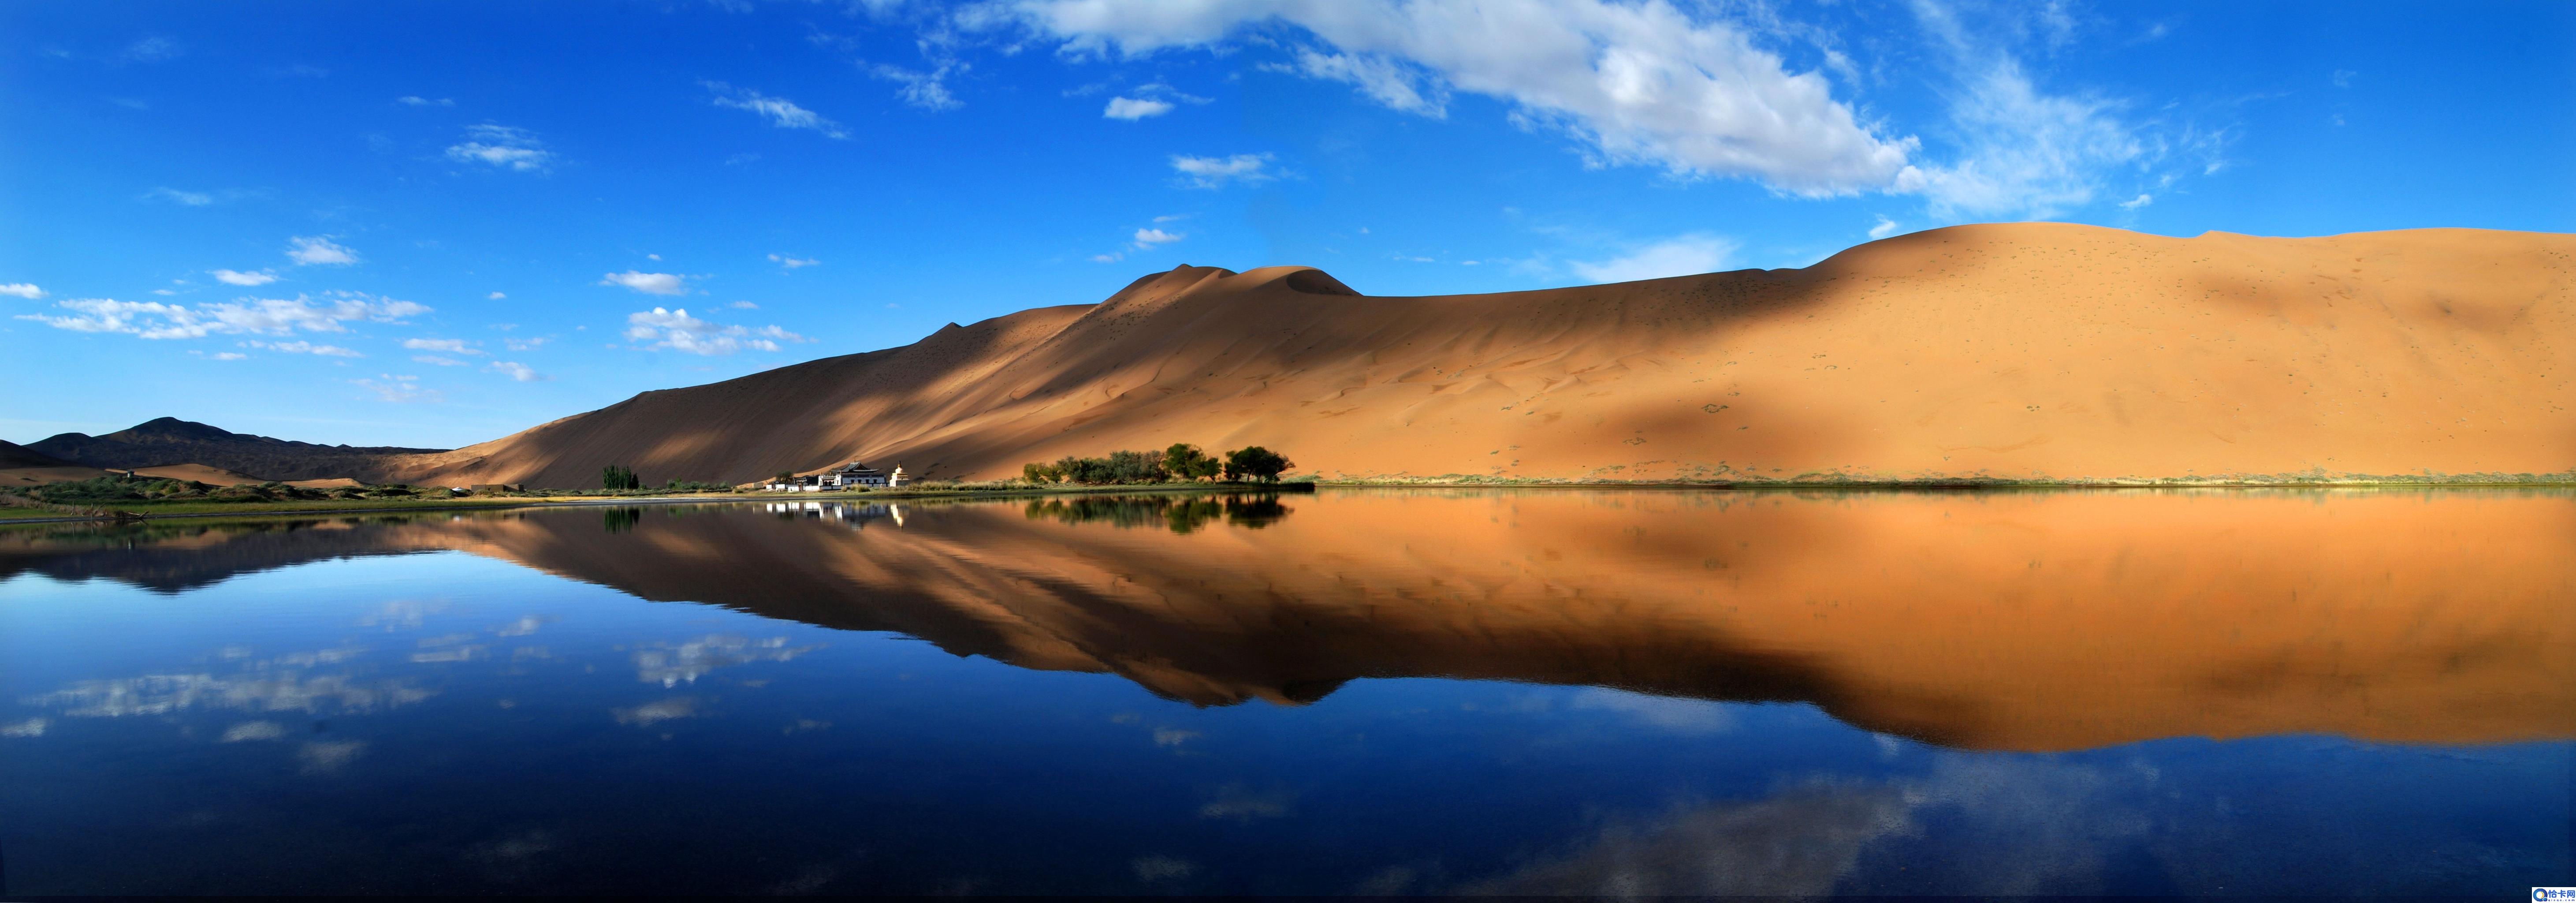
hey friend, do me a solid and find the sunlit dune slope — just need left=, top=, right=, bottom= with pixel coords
left=383, top=224, right=2576, bottom=486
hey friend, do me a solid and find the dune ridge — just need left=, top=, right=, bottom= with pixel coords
left=378, top=223, right=2575, bottom=488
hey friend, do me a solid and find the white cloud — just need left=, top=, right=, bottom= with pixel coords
left=1569, top=234, right=1736, bottom=284
left=624, top=307, right=806, bottom=355
left=486, top=360, right=545, bottom=382
left=445, top=124, right=555, bottom=172
left=1013, top=0, right=1914, bottom=195
left=413, top=354, right=467, bottom=366
left=287, top=235, right=358, bottom=266
left=1104, top=96, right=1175, bottom=119
left=397, top=96, right=455, bottom=107
left=705, top=82, right=850, bottom=139
left=1868, top=216, right=1900, bottom=239
left=487, top=291, right=506, bottom=299
left=1284, top=50, right=1444, bottom=116
left=0, top=283, right=42, bottom=299
left=504, top=336, right=549, bottom=351
left=15, top=293, right=427, bottom=339
left=212, top=269, right=279, bottom=286
left=1887, top=1, right=2144, bottom=217
left=246, top=340, right=364, bottom=357
left=601, top=271, right=689, bottom=295
left=402, top=337, right=484, bottom=355
left=726, top=300, right=759, bottom=309
left=2117, top=193, right=2152, bottom=210
left=146, top=187, right=215, bottom=205
left=1091, top=253, right=1123, bottom=263
left=355, top=374, right=440, bottom=403
left=208, top=351, right=248, bottom=361
left=1170, top=153, right=1275, bottom=188
left=768, top=254, right=819, bottom=269
left=1132, top=227, right=1184, bottom=246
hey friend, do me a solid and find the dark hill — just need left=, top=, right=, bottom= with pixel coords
left=30, top=417, right=447, bottom=481
left=0, top=439, right=79, bottom=469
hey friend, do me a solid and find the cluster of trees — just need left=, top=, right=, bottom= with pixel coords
left=19, top=474, right=415, bottom=505
left=1021, top=443, right=1295, bottom=485
left=600, top=465, right=642, bottom=490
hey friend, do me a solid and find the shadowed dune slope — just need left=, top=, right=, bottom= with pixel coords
left=380, top=224, right=2576, bottom=487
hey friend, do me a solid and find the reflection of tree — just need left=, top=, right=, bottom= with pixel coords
left=603, top=507, right=643, bottom=534
left=1021, top=493, right=1294, bottom=534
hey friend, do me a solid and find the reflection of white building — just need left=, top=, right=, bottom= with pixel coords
left=763, top=461, right=910, bottom=492
left=760, top=500, right=907, bottom=527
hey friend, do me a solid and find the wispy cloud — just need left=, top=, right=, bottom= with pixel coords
left=445, top=124, right=555, bottom=172
left=1569, top=234, right=1737, bottom=284
left=120, top=36, right=181, bottom=64
left=1104, top=96, right=1174, bottom=119
left=1170, top=153, right=1275, bottom=189
left=624, top=307, right=806, bottom=355
left=212, top=269, right=278, bottom=286
left=15, top=292, right=427, bottom=340
left=145, top=187, right=215, bottom=206
left=355, top=374, right=440, bottom=403
left=396, top=95, right=455, bottom=107
left=704, top=82, right=850, bottom=139
left=0, top=283, right=43, bottom=299
left=874, top=62, right=963, bottom=110
left=600, top=271, right=689, bottom=295
left=767, top=254, right=819, bottom=269
left=1132, top=227, right=1184, bottom=247
left=486, top=360, right=545, bottom=382
left=244, top=340, right=362, bottom=358
left=402, top=337, right=484, bottom=355
left=1868, top=216, right=1900, bottom=239
left=287, top=235, right=358, bottom=266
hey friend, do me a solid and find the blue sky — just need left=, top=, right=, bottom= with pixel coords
left=4, top=1, right=2570, bottom=448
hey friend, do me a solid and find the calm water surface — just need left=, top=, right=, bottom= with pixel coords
left=1, top=489, right=2569, bottom=895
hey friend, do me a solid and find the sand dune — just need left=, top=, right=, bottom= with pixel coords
left=376, top=224, right=2574, bottom=487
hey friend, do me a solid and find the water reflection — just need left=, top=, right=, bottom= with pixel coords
left=4, top=489, right=2571, bottom=753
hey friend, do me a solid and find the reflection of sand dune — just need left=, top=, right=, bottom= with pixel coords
left=7, top=491, right=2571, bottom=751
left=375, top=224, right=2576, bottom=488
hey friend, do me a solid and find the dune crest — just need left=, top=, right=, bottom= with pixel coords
left=380, top=224, right=2575, bottom=487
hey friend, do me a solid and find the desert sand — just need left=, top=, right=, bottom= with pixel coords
left=375, top=223, right=2575, bottom=488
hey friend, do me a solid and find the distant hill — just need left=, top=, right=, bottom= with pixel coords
left=374, top=223, right=2576, bottom=488
left=30, top=417, right=446, bottom=482
left=0, top=439, right=78, bottom=470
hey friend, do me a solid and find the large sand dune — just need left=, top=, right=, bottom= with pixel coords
left=382, top=223, right=2576, bottom=487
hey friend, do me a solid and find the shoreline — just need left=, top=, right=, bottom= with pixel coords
left=5, top=475, right=2571, bottom=526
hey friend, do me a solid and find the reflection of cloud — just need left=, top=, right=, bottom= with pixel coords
left=1, top=717, right=47, bottom=738
left=1198, top=784, right=1292, bottom=822
left=410, top=646, right=485, bottom=664
left=1151, top=728, right=1200, bottom=747
left=358, top=600, right=444, bottom=630
left=631, top=635, right=815, bottom=687
left=221, top=721, right=287, bottom=742
left=613, top=697, right=699, bottom=726
left=298, top=739, right=365, bottom=773
left=1459, top=755, right=2159, bottom=896
left=1570, top=687, right=1737, bottom=734
left=34, top=672, right=432, bottom=717
left=493, top=615, right=554, bottom=638
left=1132, top=855, right=1195, bottom=881
left=272, top=646, right=365, bottom=667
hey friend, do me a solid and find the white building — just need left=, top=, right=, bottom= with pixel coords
left=763, top=461, right=910, bottom=492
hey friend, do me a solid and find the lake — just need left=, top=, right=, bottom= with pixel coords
left=1, top=489, right=2568, bottom=895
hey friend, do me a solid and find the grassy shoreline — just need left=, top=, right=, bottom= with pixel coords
left=7, top=472, right=2568, bottom=525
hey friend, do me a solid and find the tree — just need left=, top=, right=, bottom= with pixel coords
left=1022, top=461, right=1062, bottom=484
left=1223, top=446, right=1292, bottom=483
left=1164, top=443, right=1220, bottom=481
left=600, top=464, right=640, bottom=490
left=774, top=470, right=793, bottom=484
